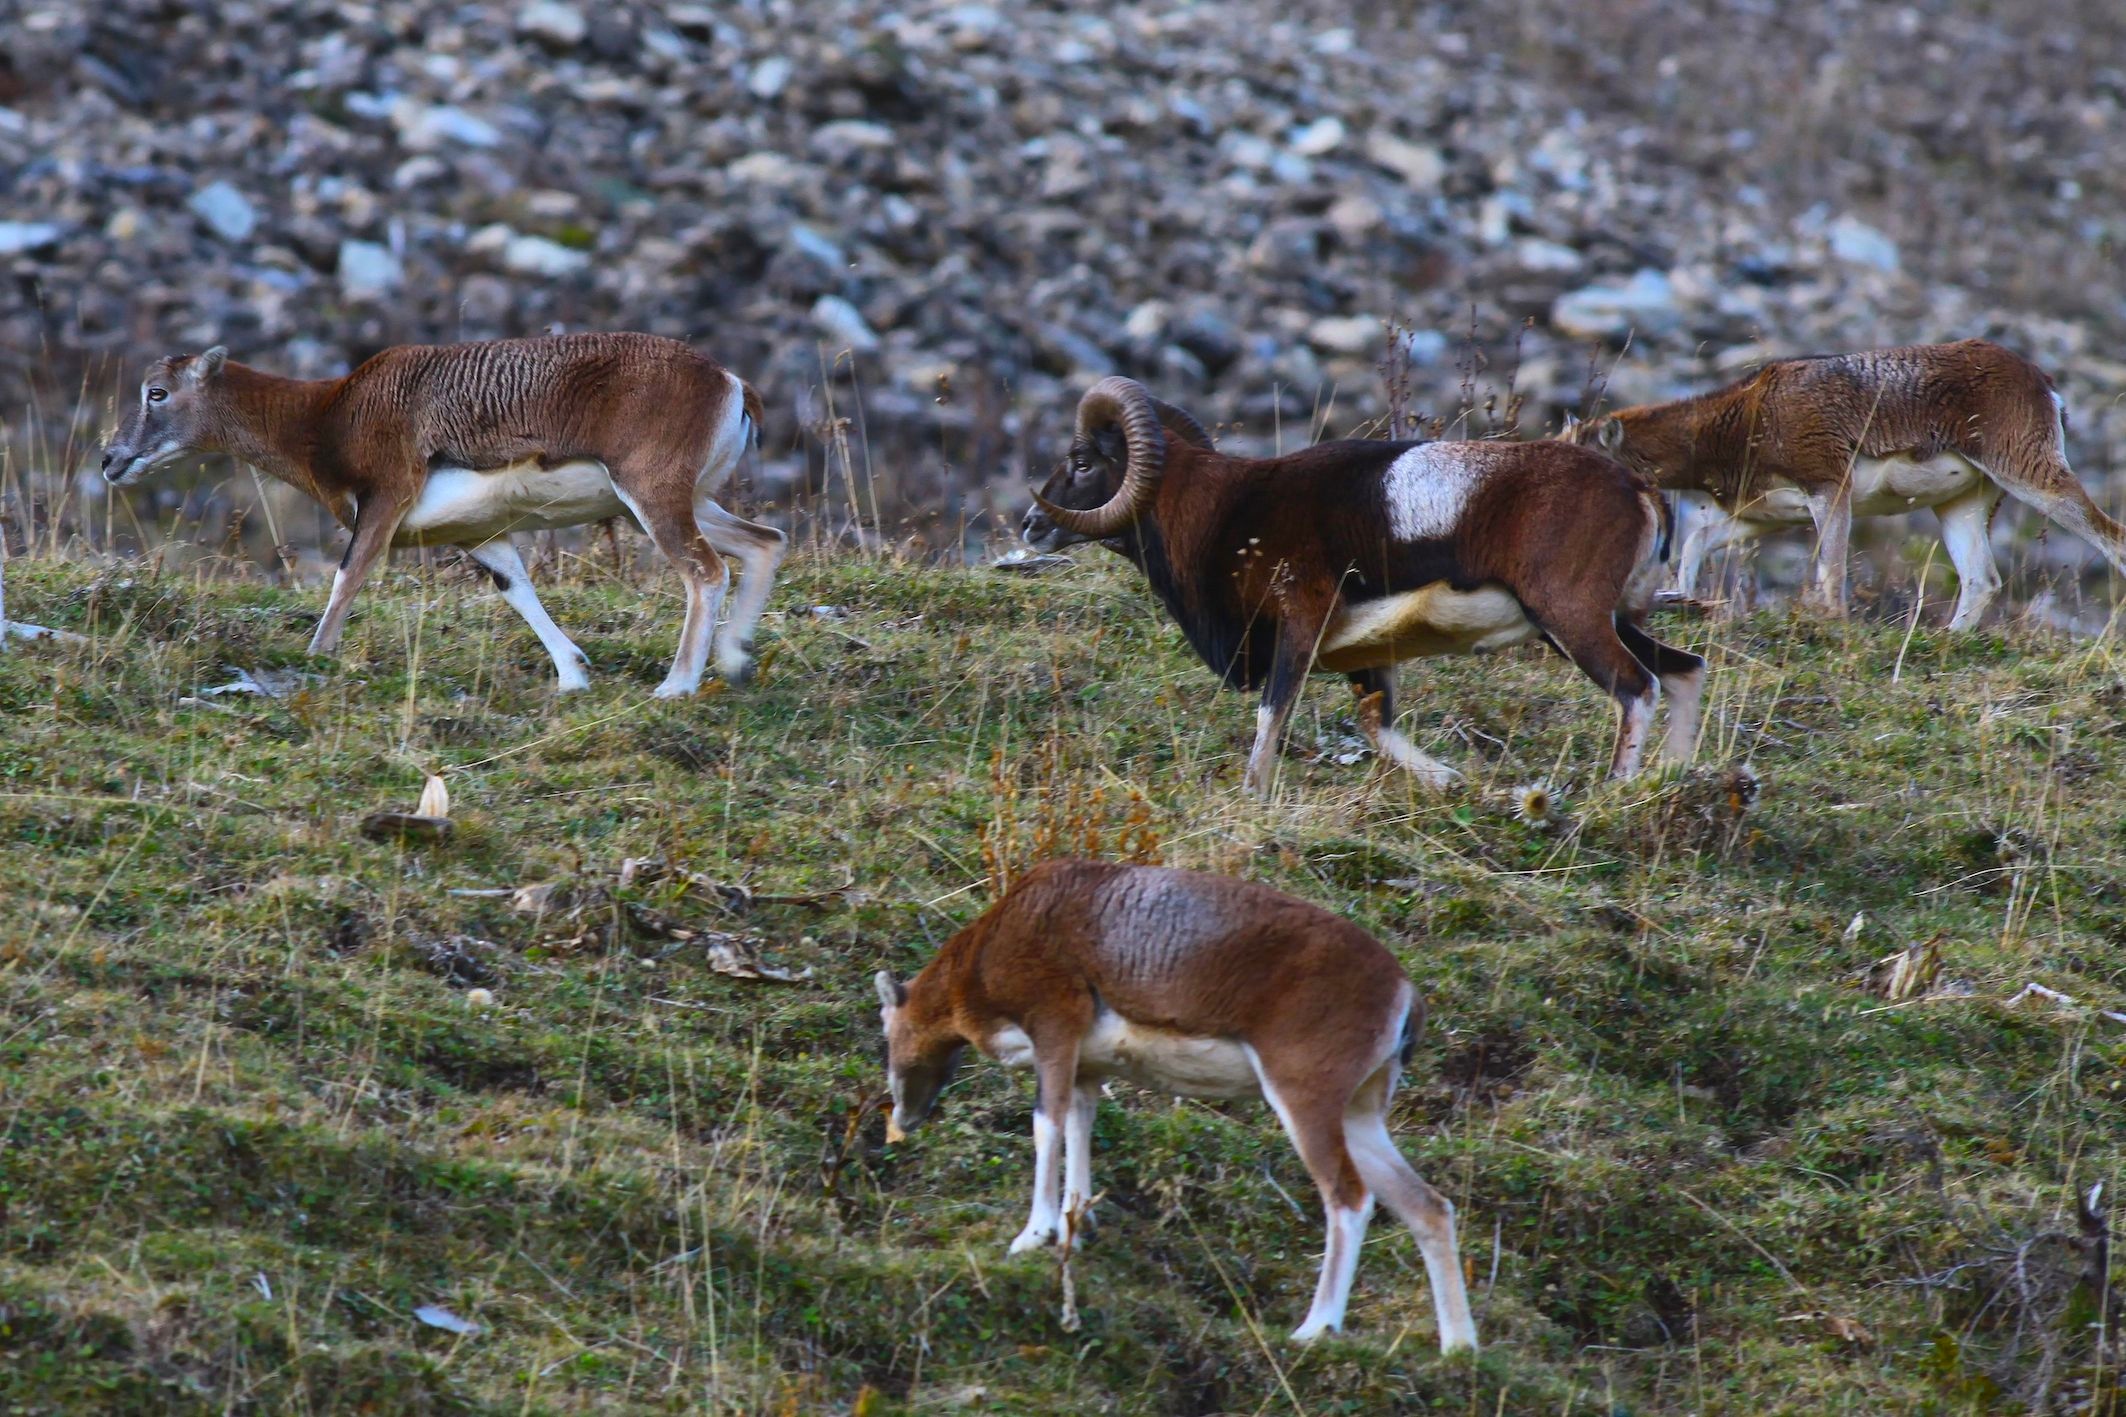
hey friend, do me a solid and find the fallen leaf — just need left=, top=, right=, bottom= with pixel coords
left=702, top=932, right=813, bottom=984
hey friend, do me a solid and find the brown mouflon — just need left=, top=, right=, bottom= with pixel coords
left=99, top=332, right=785, bottom=696
left=1567, top=339, right=2126, bottom=628
left=875, top=858, right=1478, bottom=1350
left=1022, top=376, right=1704, bottom=795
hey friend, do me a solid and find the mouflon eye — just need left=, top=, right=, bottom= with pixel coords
left=147, top=387, right=168, bottom=403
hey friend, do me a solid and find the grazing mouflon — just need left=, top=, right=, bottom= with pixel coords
left=1021, top=376, right=1704, bottom=795
left=99, top=333, right=785, bottom=696
left=875, top=858, right=1479, bottom=1350
left=1567, top=340, right=2126, bottom=628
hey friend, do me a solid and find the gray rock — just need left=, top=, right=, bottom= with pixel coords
left=516, top=1, right=588, bottom=47
left=811, top=295, right=880, bottom=352
left=747, top=56, right=794, bottom=100
left=0, top=221, right=65, bottom=256
left=811, top=121, right=895, bottom=163
left=392, top=102, right=502, bottom=151
left=1365, top=132, right=1445, bottom=192
left=503, top=235, right=591, bottom=277
left=1308, top=314, right=1382, bottom=357
left=187, top=182, right=257, bottom=243
left=1552, top=270, right=1683, bottom=340
left=337, top=240, right=402, bottom=300
left=1513, top=238, right=1584, bottom=275
left=1288, top=116, right=1346, bottom=157
left=1827, top=215, right=1899, bottom=273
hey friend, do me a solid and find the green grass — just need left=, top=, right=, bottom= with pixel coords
left=1, top=550, right=2122, bottom=1414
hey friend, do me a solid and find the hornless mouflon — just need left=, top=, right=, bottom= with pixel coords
left=1567, top=339, right=2126, bottom=628
left=99, top=332, right=785, bottom=696
left=875, top=858, right=1479, bottom=1350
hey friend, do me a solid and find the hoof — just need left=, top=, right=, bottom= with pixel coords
left=1289, top=1319, right=1339, bottom=1343
left=719, top=658, right=756, bottom=687
left=652, top=679, right=697, bottom=700
left=554, top=676, right=591, bottom=695
left=1007, top=1225, right=1058, bottom=1255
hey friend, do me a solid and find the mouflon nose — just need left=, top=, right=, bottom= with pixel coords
left=100, top=450, right=113, bottom=472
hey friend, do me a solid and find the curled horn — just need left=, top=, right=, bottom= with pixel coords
left=1148, top=396, right=1214, bottom=450
left=1033, top=376, right=1167, bottom=538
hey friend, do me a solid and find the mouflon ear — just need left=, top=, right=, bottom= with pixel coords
left=874, top=970, right=905, bottom=1010
left=192, top=346, right=229, bottom=382
left=1597, top=418, right=1624, bottom=452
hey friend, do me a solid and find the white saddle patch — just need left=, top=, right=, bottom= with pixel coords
left=396, top=460, right=629, bottom=546
left=1381, top=444, right=1485, bottom=541
left=1317, top=582, right=1535, bottom=672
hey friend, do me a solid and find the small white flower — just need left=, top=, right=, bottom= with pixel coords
left=1512, top=781, right=1562, bottom=830
left=465, top=987, right=496, bottom=1010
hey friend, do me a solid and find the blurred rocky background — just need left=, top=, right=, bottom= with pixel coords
left=3, top=0, right=2124, bottom=595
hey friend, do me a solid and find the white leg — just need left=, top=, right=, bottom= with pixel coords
left=1678, top=504, right=1764, bottom=604
left=1009, top=1109, right=1065, bottom=1254
left=1666, top=491, right=1723, bottom=597
left=1610, top=687, right=1657, bottom=777
left=1372, top=728, right=1463, bottom=789
left=1352, top=672, right=1461, bottom=789
left=1803, top=486, right=1853, bottom=616
left=611, top=484, right=724, bottom=698
left=1345, top=1113, right=1478, bottom=1354
left=462, top=539, right=592, bottom=692
left=1292, top=1199, right=1375, bottom=1341
left=658, top=569, right=725, bottom=699
left=1061, top=1082, right=1098, bottom=1225
left=1658, top=663, right=1705, bottom=765
left=1936, top=486, right=2004, bottom=631
left=694, top=497, right=787, bottom=684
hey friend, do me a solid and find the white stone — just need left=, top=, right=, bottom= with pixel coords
left=729, top=151, right=803, bottom=187
left=187, top=182, right=256, bottom=242
left=811, top=295, right=880, bottom=353
left=1308, top=314, right=1382, bottom=357
left=1289, top=116, right=1345, bottom=157
left=337, top=240, right=402, bottom=300
left=811, top=120, right=895, bottom=160
left=1513, top=237, right=1583, bottom=274
left=391, top=100, right=502, bottom=150
left=0, top=221, right=64, bottom=255
left=747, top=56, right=793, bottom=99
left=503, top=235, right=590, bottom=277
left=1827, top=215, right=1899, bottom=272
left=1365, top=132, right=1445, bottom=192
left=1551, top=269, right=1682, bottom=339
left=516, top=0, right=587, bottom=46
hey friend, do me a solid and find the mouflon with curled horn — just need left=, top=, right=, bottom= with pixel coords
left=99, top=332, right=784, bottom=697
left=874, top=858, right=1478, bottom=1350
left=1567, top=339, right=2126, bottom=628
left=1021, top=376, right=1705, bottom=794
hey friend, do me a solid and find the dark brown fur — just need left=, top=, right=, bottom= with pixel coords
left=1023, top=380, right=1704, bottom=793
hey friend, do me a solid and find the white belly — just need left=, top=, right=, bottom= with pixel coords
left=395, top=461, right=629, bottom=545
left=1316, top=582, right=1536, bottom=672
left=1732, top=453, right=1987, bottom=526
left=985, top=1014, right=1261, bottom=1101
left=1080, top=1011, right=1260, bottom=1100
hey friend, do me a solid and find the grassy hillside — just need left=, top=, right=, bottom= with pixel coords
left=1, top=550, right=2122, bottom=1414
